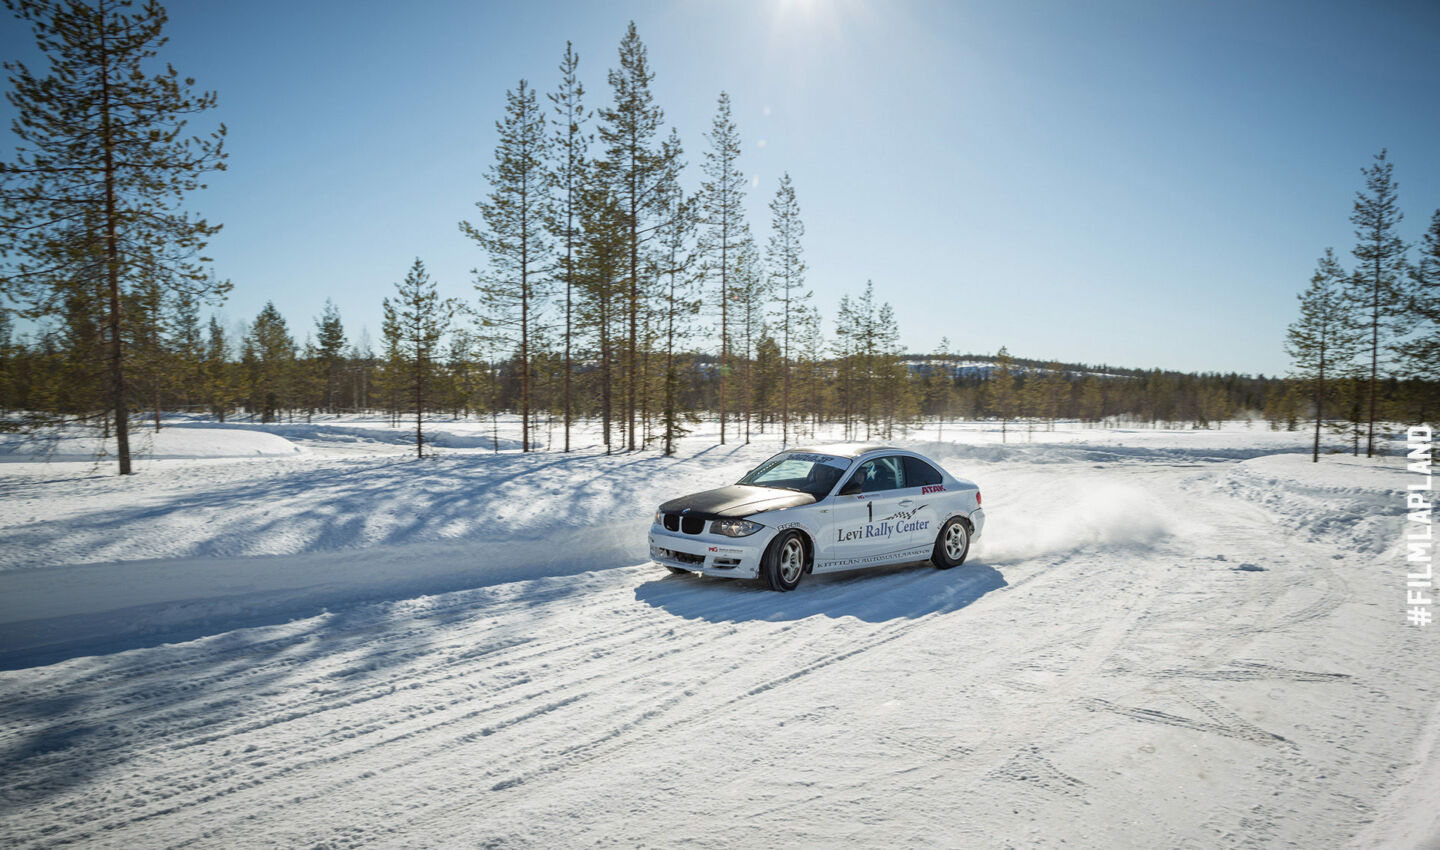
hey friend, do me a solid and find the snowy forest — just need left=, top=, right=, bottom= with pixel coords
left=1, top=4, right=1437, bottom=470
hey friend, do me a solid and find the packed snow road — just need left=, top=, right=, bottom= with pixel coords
left=0, top=422, right=1433, bottom=848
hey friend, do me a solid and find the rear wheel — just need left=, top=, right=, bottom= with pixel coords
left=762, top=531, right=807, bottom=592
left=931, top=517, right=970, bottom=569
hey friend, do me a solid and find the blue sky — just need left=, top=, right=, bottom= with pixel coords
left=3, top=0, right=1438, bottom=375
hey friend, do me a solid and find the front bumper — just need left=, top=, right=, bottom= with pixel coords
left=648, top=523, right=772, bottom=579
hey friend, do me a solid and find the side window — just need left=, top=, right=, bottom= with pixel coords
left=903, top=456, right=943, bottom=488
left=851, top=456, right=906, bottom=492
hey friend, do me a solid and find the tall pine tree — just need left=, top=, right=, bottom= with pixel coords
left=463, top=79, right=550, bottom=452
left=547, top=42, right=588, bottom=453
left=767, top=173, right=809, bottom=446
left=597, top=21, right=673, bottom=452
left=1286, top=248, right=1360, bottom=462
left=654, top=132, right=698, bottom=456
left=699, top=91, right=746, bottom=445
left=1, top=0, right=228, bottom=473
left=1346, top=149, right=1407, bottom=457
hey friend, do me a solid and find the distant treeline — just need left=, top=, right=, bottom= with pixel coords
left=4, top=292, right=1433, bottom=452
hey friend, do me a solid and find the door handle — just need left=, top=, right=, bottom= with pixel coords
left=899, top=499, right=914, bottom=507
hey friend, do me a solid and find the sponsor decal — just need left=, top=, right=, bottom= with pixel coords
left=922, top=484, right=946, bottom=495
left=776, top=521, right=807, bottom=531
left=707, top=545, right=745, bottom=555
left=835, top=506, right=930, bottom=543
left=878, top=504, right=926, bottom=523
left=786, top=452, right=852, bottom=469
left=820, top=545, right=932, bottom=569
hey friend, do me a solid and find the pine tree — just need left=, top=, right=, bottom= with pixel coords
left=1401, top=210, right=1440, bottom=389
left=729, top=224, right=766, bottom=443
left=930, top=337, right=955, bottom=442
left=752, top=329, right=781, bottom=431
left=171, top=291, right=203, bottom=410
left=547, top=41, right=589, bottom=453
left=990, top=346, right=1020, bottom=443
left=203, top=315, right=233, bottom=421
left=699, top=91, right=746, bottom=445
left=244, top=303, right=294, bottom=423
left=877, top=303, right=915, bottom=438
left=126, top=275, right=168, bottom=430
left=463, top=79, right=550, bottom=452
left=576, top=180, right=628, bottom=453
left=379, top=299, right=403, bottom=426
left=1287, top=248, right=1360, bottom=461
left=853, top=281, right=883, bottom=438
left=1, top=0, right=228, bottom=473
left=654, top=132, right=698, bottom=456
left=1346, top=149, right=1407, bottom=457
left=314, top=299, right=346, bottom=413
left=832, top=293, right=861, bottom=440
left=767, top=172, right=809, bottom=446
left=794, top=302, right=824, bottom=439
left=597, top=21, right=673, bottom=452
left=386, top=259, right=453, bottom=458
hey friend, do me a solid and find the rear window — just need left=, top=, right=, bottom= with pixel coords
left=903, top=456, right=944, bottom=487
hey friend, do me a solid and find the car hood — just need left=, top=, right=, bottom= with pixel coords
left=658, top=484, right=816, bottom=520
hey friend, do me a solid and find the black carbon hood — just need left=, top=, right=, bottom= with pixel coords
left=658, top=484, right=815, bottom=520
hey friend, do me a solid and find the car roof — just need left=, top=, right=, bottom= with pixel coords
left=789, top=443, right=906, bottom=459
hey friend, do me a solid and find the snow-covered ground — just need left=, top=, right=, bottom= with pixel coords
left=0, top=417, right=1433, bottom=848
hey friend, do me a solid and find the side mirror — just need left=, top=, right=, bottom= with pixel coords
left=839, top=478, right=863, bottom=496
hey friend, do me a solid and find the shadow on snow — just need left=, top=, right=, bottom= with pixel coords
left=633, top=560, right=1008, bottom=624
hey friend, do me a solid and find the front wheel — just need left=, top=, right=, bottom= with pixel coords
left=761, top=531, right=807, bottom=592
left=931, top=517, right=970, bottom=569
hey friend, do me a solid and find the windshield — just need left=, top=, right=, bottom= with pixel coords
left=736, top=452, right=852, bottom=498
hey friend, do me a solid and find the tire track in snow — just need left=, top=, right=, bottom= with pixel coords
left=6, top=575, right=848, bottom=847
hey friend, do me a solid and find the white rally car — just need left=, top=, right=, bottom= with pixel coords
left=649, top=444, right=985, bottom=591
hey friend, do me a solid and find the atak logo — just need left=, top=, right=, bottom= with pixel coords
left=921, top=485, right=946, bottom=495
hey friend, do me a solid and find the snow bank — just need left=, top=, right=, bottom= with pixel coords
left=0, top=427, right=302, bottom=462
left=169, top=421, right=523, bottom=451
left=1215, top=453, right=1409, bottom=554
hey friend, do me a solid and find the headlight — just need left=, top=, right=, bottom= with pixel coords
left=654, top=510, right=665, bottom=526
left=711, top=518, right=763, bottom=538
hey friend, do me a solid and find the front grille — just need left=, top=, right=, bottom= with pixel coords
left=662, top=513, right=708, bottom=535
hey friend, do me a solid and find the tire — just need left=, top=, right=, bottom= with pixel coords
left=761, top=530, right=807, bottom=592
left=931, top=517, right=970, bottom=569
left=665, top=566, right=691, bottom=575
